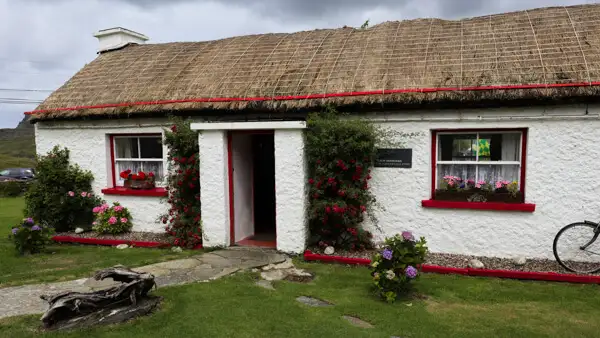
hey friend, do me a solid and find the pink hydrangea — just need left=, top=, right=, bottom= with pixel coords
left=108, top=216, right=117, bottom=225
left=120, top=217, right=128, bottom=223
left=67, top=191, right=75, bottom=197
left=92, top=207, right=100, bottom=213
left=113, top=205, right=124, bottom=212
left=81, top=192, right=87, bottom=197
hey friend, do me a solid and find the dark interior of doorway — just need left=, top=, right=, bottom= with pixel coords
left=240, top=133, right=276, bottom=246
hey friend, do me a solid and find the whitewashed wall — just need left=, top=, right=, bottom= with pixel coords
left=366, top=104, right=600, bottom=259
left=35, top=118, right=171, bottom=233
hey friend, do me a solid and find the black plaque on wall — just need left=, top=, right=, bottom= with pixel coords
left=375, top=149, right=412, bottom=168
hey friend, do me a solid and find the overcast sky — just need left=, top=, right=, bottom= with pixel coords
left=0, top=0, right=593, bottom=128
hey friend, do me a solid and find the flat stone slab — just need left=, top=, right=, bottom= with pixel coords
left=342, top=315, right=374, bottom=328
left=296, top=296, right=333, bottom=307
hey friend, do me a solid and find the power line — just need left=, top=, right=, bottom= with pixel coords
left=0, top=88, right=54, bottom=92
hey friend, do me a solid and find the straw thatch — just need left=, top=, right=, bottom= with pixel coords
left=30, top=4, right=600, bottom=120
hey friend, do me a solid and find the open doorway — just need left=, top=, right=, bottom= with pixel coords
left=229, top=131, right=276, bottom=247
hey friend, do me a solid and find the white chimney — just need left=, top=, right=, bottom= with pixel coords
left=93, top=27, right=149, bottom=53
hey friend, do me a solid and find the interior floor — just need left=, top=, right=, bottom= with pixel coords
left=236, top=233, right=276, bottom=248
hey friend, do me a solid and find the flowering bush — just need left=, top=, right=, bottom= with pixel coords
left=8, top=218, right=54, bottom=255
left=25, top=146, right=99, bottom=232
left=92, top=202, right=133, bottom=234
left=159, top=117, right=202, bottom=248
left=306, top=107, right=405, bottom=251
left=370, top=231, right=428, bottom=303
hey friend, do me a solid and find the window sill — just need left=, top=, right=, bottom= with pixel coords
left=421, top=200, right=536, bottom=212
left=101, top=187, right=167, bottom=197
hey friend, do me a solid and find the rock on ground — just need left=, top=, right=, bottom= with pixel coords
left=115, top=244, right=129, bottom=250
left=468, top=259, right=485, bottom=269
left=513, top=256, right=527, bottom=266
left=324, top=246, right=335, bottom=255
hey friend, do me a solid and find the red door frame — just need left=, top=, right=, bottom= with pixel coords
left=227, top=130, right=276, bottom=246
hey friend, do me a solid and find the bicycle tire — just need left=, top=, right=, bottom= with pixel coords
left=553, top=222, right=600, bottom=274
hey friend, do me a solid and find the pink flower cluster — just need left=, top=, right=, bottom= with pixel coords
left=442, top=175, right=462, bottom=186
left=495, top=180, right=511, bottom=189
left=67, top=191, right=93, bottom=197
left=92, top=203, right=110, bottom=214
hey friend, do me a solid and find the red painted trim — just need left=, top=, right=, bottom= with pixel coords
left=430, top=131, right=437, bottom=199
left=101, top=187, right=168, bottom=197
left=24, top=81, right=600, bottom=115
left=227, top=131, right=235, bottom=246
left=51, top=235, right=203, bottom=250
left=109, top=136, right=116, bottom=187
left=303, top=251, right=600, bottom=284
left=520, top=129, right=528, bottom=200
left=421, top=199, right=536, bottom=212
left=431, top=128, right=528, bottom=203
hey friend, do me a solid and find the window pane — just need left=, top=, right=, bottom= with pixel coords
left=437, top=164, right=476, bottom=188
left=115, top=161, right=164, bottom=185
left=478, top=133, right=520, bottom=162
left=115, top=137, right=139, bottom=159
left=477, top=164, right=520, bottom=186
left=439, top=134, right=477, bottom=161
left=139, top=137, right=163, bottom=159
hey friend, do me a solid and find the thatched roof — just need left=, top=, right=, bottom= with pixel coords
left=29, top=4, right=600, bottom=121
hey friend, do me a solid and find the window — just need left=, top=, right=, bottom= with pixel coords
left=433, top=129, right=525, bottom=198
left=112, top=135, right=164, bottom=186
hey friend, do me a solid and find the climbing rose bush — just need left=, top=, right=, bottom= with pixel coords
left=9, top=217, right=54, bottom=255
left=306, top=107, right=399, bottom=251
left=370, top=231, right=428, bottom=303
left=160, top=117, right=202, bottom=248
left=92, top=202, right=133, bottom=234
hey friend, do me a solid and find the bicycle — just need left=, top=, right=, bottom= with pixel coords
left=553, top=220, right=600, bottom=274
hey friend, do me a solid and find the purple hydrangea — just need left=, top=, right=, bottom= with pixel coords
left=31, top=225, right=41, bottom=231
left=11, top=228, right=18, bottom=235
left=382, top=248, right=393, bottom=260
left=405, top=266, right=418, bottom=279
left=25, top=218, right=34, bottom=224
left=402, top=231, right=415, bottom=241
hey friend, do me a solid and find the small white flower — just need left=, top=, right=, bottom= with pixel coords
left=385, top=269, right=395, bottom=280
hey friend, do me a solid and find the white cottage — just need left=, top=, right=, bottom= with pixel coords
left=28, top=4, right=600, bottom=259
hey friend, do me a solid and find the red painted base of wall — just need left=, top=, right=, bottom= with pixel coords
left=51, top=236, right=203, bottom=250
left=303, top=250, right=600, bottom=284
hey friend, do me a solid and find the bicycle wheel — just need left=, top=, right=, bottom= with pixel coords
left=553, top=222, right=600, bottom=274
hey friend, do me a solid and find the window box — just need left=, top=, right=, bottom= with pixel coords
left=101, top=187, right=167, bottom=197
left=433, top=189, right=523, bottom=204
left=422, top=199, right=536, bottom=212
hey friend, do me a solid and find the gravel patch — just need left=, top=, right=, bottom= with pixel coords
left=55, top=231, right=171, bottom=244
left=307, top=247, right=600, bottom=276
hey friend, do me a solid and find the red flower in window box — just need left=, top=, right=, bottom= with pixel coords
left=121, top=169, right=156, bottom=190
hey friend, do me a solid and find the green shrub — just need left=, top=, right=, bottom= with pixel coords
left=370, top=232, right=428, bottom=303
left=0, top=181, right=28, bottom=197
left=24, top=146, right=98, bottom=232
left=92, top=202, right=133, bottom=234
left=9, top=217, right=54, bottom=255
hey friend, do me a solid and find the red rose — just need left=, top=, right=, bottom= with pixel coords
left=171, top=125, right=177, bottom=132
left=149, top=172, right=155, bottom=177
left=325, top=206, right=331, bottom=214
left=308, top=178, right=315, bottom=184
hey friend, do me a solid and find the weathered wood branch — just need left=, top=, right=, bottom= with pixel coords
left=40, top=266, right=158, bottom=330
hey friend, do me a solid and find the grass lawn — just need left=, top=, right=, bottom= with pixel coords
left=0, top=197, right=198, bottom=288
left=2, top=262, right=600, bottom=338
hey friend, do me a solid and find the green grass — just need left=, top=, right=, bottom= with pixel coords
left=0, top=197, right=198, bottom=287
left=0, top=133, right=35, bottom=170
left=2, top=262, right=600, bottom=337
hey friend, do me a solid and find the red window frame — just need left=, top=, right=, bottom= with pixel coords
left=101, top=133, right=167, bottom=197
left=423, top=128, right=535, bottom=212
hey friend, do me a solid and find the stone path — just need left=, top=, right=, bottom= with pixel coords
left=0, top=248, right=286, bottom=319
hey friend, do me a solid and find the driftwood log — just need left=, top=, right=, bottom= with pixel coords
left=40, top=265, right=161, bottom=331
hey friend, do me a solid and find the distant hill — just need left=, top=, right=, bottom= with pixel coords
left=0, top=116, right=36, bottom=170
